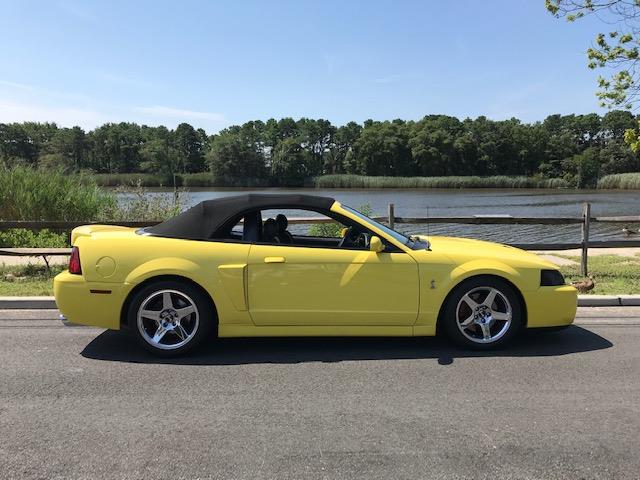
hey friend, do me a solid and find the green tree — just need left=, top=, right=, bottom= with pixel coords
left=174, top=123, right=206, bottom=173
left=270, top=137, right=314, bottom=184
left=547, top=1, right=640, bottom=109
left=350, top=120, right=413, bottom=176
left=207, top=126, right=266, bottom=179
left=326, top=122, right=362, bottom=173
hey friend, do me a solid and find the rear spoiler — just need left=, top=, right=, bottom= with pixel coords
left=70, top=225, right=134, bottom=244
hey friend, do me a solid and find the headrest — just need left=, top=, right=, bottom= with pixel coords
left=263, top=218, right=278, bottom=237
left=276, top=214, right=288, bottom=231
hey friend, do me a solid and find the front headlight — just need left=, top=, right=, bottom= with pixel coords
left=540, top=269, right=565, bottom=286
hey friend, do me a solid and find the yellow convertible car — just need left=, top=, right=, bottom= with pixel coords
left=54, top=194, right=577, bottom=356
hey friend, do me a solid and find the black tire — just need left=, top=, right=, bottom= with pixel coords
left=441, top=276, right=523, bottom=350
left=127, top=279, right=215, bottom=357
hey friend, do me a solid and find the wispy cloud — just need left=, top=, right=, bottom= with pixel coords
left=0, top=100, right=109, bottom=128
left=0, top=80, right=36, bottom=91
left=0, top=78, right=228, bottom=131
left=134, top=105, right=226, bottom=122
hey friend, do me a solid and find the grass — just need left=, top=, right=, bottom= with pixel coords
left=0, top=264, right=64, bottom=296
left=314, top=174, right=570, bottom=189
left=558, top=254, right=640, bottom=295
left=597, top=172, right=640, bottom=190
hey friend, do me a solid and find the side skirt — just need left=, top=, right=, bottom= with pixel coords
left=218, top=325, right=434, bottom=338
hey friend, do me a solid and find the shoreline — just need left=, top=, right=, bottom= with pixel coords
left=89, top=173, right=640, bottom=190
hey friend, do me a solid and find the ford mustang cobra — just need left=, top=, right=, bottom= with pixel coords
left=54, top=194, right=577, bottom=356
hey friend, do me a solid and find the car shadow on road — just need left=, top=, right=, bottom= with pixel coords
left=80, top=325, right=613, bottom=366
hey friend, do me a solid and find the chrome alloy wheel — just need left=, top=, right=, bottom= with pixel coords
left=136, top=289, right=200, bottom=350
left=455, top=286, right=512, bottom=344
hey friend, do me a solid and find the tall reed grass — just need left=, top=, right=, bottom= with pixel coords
left=313, top=174, right=569, bottom=189
left=597, top=173, right=640, bottom=190
left=0, top=167, right=115, bottom=221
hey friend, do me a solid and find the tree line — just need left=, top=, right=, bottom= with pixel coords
left=1, top=111, right=639, bottom=187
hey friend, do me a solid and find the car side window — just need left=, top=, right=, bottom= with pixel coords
left=258, top=208, right=389, bottom=251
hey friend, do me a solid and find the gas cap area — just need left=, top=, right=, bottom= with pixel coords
left=95, top=256, right=116, bottom=278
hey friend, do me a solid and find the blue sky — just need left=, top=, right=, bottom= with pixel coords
left=0, top=0, right=610, bottom=133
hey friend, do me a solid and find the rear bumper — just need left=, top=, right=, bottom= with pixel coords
left=53, top=271, right=127, bottom=329
left=526, top=285, right=578, bottom=328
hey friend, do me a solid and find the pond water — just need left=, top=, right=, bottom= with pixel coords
left=118, top=188, right=640, bottom=244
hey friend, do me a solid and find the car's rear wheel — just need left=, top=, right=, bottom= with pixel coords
left=441, top=277, right=523, bottom=349
left=128, top=280, right=214, bottom=356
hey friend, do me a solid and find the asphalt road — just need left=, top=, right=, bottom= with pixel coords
left=1, top=308, right=639, bottom=480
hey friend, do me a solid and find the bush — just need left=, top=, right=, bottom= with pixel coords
left=0, top=228, right=68, bottom=248
left=0, top=166, right=115, bottom=220
left=313, top=174, right=569, bottom=189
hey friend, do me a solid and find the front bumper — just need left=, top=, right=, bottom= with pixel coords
left=53, top=271, right=127, bottom=330
left=525, top=285, right=578, bottom=328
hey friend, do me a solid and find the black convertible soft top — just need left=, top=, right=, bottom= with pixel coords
left=145, top=193, right=335, bottom=240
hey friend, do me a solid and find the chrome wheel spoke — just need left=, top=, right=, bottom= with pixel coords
left=162, top=292, right=174, bottom=310
left=175, top=305, right=195, bottom=319
left=140, top=309, right=161, bottom=322
left=459, top=314, right=475, bottom=328
left=483, top=288, right=498, bottom=308
left=461, top=294, right=479, bottom=310
left=479, top=322, right=492, bottom=340
left=174, top=323, right=189, bottom=341
left=492, top=311, right=510, bottom=321
left=152, top=325, right=168, bottom=344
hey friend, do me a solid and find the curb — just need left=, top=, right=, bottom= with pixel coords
left=0, top=295, right=639, bottom=309
left=0, top=296, right=57, bottom=309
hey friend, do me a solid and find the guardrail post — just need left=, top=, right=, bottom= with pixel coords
left=388, top=203, right=395, bottom=229
left=581, top=202, right=591, bottom=276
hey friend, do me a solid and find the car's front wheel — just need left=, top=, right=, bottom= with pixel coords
left=128, top=280, right=214, bottom=356
left=441, top=277, right=523, bottom=349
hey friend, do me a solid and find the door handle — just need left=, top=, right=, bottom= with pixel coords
left=264, top=256, right=286, bottom=264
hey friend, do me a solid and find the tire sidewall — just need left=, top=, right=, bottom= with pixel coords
left=442, top=276, right=523, bottom=349
left=128, top=280, right=213, bottom=356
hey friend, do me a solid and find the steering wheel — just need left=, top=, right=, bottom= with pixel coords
left=338, top=226, right=353, bottom=248
left=355, top=232, right=371, bottom=249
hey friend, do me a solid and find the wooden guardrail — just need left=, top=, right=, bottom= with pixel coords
left=2, top=202, right=640, bottom=276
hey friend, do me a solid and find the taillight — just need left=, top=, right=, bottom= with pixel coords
left=69, top=247, right=82, bottom=274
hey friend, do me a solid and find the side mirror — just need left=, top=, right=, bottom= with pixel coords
left=369, top=235, right=384, bottom=253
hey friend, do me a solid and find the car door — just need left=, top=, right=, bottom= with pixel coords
left=246, top=242, right=419, bottom=326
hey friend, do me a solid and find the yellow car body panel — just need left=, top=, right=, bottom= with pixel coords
left=53, top=201, right=577, bottom=337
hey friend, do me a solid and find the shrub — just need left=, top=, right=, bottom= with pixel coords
left=0, top=228, right=68, bottom=248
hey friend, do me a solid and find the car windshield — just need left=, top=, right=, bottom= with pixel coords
left=342, top=205, right=429, bottom=250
